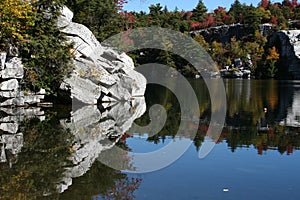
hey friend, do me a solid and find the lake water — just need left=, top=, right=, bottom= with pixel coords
left=1, top=79, right=300, bottom=199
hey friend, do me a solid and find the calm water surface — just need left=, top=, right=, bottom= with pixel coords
left=1, top=79, right=300, bottom=199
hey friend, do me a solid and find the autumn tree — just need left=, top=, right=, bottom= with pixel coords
left=213, top=6, right=228, bottom=26
left=0, top=0, right=35, bottom=50
left=266, top=46, right=280, bottom=77
left=209, top=40, right=227, bottom=67
left=268, top=3, right=288, bottom=29
left=292, top=0, right=298, bottom=7
left=260, top=0, right=270, bottom=8
left=194, top=34, right=209, bottom=51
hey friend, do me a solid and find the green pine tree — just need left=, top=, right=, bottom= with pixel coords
left=191, top=0, right=208, bottom=22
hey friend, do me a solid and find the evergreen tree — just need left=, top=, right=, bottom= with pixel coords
left=244, top=5, right=264, bottom=38
left=65, top=0, right=122, bottom=41
left=149, top=3, right=163, bottom=26
left=191, top=0, right=208, bottom=22
left=229, top=0, right=244, bottom=23
left=20, top=0, right=73, bottom=93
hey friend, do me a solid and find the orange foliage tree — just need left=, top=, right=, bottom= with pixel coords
left=0, top=0, right=35, bottom=49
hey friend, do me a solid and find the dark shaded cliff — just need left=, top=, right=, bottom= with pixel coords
left=269, top=30, right=300, bottom=79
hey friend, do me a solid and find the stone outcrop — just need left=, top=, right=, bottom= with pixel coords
left=190, top=23, right=274, bottom=44
left=58, top=6, right=146, bottom=104
left=270, top=30, right=300, bottom=79
left=0, top=52, right=47, bottom=107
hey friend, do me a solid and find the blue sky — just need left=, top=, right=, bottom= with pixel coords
left=123, top=0, right=262, bottom=12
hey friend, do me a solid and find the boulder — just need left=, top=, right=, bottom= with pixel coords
left=0, top=122, right=19, bottom=134
left=0, top=79, right=18, bottom=91
left=1, top=57, right=24, bottom=79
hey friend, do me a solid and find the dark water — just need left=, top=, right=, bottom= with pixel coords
left=1, top=79, right=300, bottom=199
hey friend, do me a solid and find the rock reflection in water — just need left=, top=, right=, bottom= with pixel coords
left=0, top=107, right=45, bottom=166
left=0, top=98, right=146, bottom=198
left=58, top=98, right=146, bottom=193
left=280, top=89, right=300, bottom=127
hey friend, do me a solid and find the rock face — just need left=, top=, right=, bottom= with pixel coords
left=270, top=30, right=300, bottom=79
left=0, top=53, right=46, bottom=107
left=190, top=23, right=274, bottom=44
left=58, top=6, right=146, bottom=104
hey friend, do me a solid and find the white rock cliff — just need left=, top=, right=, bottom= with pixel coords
left=58, top=6, right=146, bottom=104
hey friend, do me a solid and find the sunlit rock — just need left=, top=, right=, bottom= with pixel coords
left=0, top=56, right=46, bottom=106
left=0, top=122, right=19, bottom=134
left=0, top=79, right=18, bottom=91
left=1, top=57, right=24, bottom=79
left=0, top=52, right=7, bottom=69
left=60, top=75, right=102, bottom=104
left=58, top=6, right=147, bottom=104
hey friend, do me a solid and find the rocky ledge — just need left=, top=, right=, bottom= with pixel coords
left=58, top=6, right=146, bottom=104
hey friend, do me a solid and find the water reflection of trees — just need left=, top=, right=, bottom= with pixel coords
left=136, top=80, right=300, bottom=156
left=0, top=114, right=74, bottom=199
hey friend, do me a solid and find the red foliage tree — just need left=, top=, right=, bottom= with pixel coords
left=104, top=177, right=142, bottom=200
left=191, top=21, right=201, bottom=29
left=292, top=0, right=298, bottom=7
left=206, top=14, right=215, bottom=27
left=261, top=0, right=269, bottom=8
left=270, top=15, right=278, bottom=24
left=116, top=0, right=128, bottom=11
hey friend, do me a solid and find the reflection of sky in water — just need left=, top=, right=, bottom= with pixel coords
left=125, top=135, right=193, bottom=173
left=127, top=140, right=300, bottom=200
left=126, top=134, right=173, bottom=153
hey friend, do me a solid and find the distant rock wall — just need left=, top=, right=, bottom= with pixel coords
left=58, top=7, right=146, bottom=104
left=190, top=23, right=274, bottom=44
left=270, top=30, right=300, bottom=79
left=192, top=24, right=300, bottom=79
